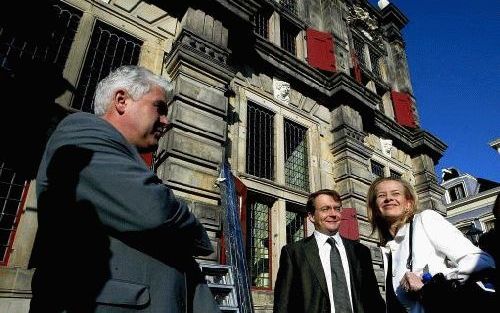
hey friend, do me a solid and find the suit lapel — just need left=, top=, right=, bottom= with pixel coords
left=303, top=235, right=329, bottom=297
left=342, top=238, right=363, bottom=313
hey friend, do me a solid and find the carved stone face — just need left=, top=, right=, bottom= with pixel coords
left=380, top=138, right=393, bottom=157
left=273, top=79, right=290, bottom=103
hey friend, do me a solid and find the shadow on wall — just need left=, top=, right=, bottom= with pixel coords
left=0, top=0, right=75, bottom=179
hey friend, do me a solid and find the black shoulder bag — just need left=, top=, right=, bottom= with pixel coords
left=406, top=220, right=497, bottom=313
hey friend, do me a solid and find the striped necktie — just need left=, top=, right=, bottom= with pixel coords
left=327, top=237, right=353, bottom=313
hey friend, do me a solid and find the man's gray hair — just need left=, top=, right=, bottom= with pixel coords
left=93, top=65, right=174, bottom=116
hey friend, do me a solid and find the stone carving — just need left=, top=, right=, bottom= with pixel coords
left=273, top=78, right=290, bottom=104
left=346, top=4, right=384, bottom=48
left=175, top=32, right=229, bottom=64
left=380, top=138, right=393, bottom=157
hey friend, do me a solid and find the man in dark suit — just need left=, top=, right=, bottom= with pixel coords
left=30, top=65, right=220, bottom=313
left=273, top=189, right=385, bottom=313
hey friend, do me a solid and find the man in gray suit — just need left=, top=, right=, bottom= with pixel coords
left=30, top=65, right=220, bottom=313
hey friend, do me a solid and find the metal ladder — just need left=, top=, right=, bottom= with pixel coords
left=200, top=263, right=240, bottom=313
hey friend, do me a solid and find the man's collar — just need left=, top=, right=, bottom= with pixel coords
left=314, top=230, right=341, bottom=245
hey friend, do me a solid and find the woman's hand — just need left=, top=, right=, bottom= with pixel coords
left=400, top=271, right=424, bottom=293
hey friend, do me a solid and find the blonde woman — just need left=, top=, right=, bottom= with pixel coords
left=366, top=177, right=495, bottom=313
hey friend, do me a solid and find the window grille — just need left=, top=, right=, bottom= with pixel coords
left=0, top=3, right=80, bottom=71
left=252, top=11, right=269, bottom=39
left=0, top=162, right=27, bottom=265
left=72, top=21, right=142, bottom=113
left=246, top=102, right=275, bottom=180
left=390, top=170, right=401, bottom=179
left=247, top=198, right=271, bottom=288
left=284, top=119, right=309, bottom=191
left=280, top=0, right=298, bottom=15
left=353, top=38, right=366, bottom=67
left=280, top=19, right=297, bottom=55
left=449, top=184, right=466, bottom=202
left=285, top=203, right=306, bottom=244
left=371, top=160, right=384, bottom=178
left=370, top=51, right=381, bottom=78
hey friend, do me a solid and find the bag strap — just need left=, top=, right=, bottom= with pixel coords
left=406, top=220, right=413, bottom=271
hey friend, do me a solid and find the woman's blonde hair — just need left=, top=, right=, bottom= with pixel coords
left=366, top=177, right=419, bottom=244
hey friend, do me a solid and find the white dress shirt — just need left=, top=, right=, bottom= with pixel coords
left=383, top=209, right=495, bottom=313
left=314, top=230, right=354, bottom=313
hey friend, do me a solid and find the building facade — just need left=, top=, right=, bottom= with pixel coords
left=0, top=0, right=446, bottom=312
left=442, top=167, right=500, bottom=245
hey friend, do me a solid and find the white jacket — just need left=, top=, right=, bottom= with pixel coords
left=381, top=209, right=495, bottom=313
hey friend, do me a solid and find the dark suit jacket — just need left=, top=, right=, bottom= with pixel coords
left=273, top=235, right=385, bottom=313
left=30, top=112, right=220, bottom=313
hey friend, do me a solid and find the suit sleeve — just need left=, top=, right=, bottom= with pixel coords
left=358, top=244, right=386, bottom=313
left=39, top=126, right=213, bottom=256
left=273, top=246, right=294, bottom=313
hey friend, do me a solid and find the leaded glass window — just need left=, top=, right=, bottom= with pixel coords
left=284, top=119, right=309, bottom=191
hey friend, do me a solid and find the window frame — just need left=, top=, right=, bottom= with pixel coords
left=245, top=101, right=276, bottom=181
left=284, top=118, right=310, bottom=192
left=371, top=160, right=385, bottom=178
left=245, top=193, right=274, bottom=290
left=71, top=20, right=142, bottom=113
left=279, top=17, right=300, bottom=56
left=285, top=202, right=307, bottom=244
left=389, top=169, right=402, bottom=179
left=252, top=9, right=272, bottom=39
left=448, top=182, right=467, bottom=202
left=0, top=164, right=29, bottom=266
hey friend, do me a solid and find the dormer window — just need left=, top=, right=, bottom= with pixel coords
left=449, top=183, right=466, bottom=202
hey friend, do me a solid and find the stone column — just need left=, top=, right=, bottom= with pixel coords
left=161, top=8, right=235, bottom=262
left=411, top=154, right=446, bottom=215
left=329, top=105, right=374, bottom=241
left=387, top=40, right=413, bottom=94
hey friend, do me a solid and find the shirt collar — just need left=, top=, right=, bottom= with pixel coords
left=394, top=222, right=409, bottom=240
left=314, top=230, right=342, bottom=247
left=386, top=222, right=410, bottom=250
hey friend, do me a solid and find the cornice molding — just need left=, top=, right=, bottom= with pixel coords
left=254, top=37, right=445, bottom=162
left=254, top=37, right=380, bottom=108
left=380, top=3, right=409, bottom=29
left=165, top=29, right=235, bottom=82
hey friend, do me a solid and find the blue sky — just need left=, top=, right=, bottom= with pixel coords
left=369, top=0, right=500, bottom=182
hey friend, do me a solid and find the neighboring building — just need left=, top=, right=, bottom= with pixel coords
left=489, top=138, right=500, bottom=155
left=1, top=1, right=447, bottom=312
left=442, top=167, right=500, bottom=245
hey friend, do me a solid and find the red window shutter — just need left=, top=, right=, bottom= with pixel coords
left=306, top=28, right=336, bottom=72
left=391, top=91, right=417, bottom=128
left=339, top=208, right=359, bottom=241
left=140, top=152, right=154, bottom=168
left=234, top=176, right=248, bottom=244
